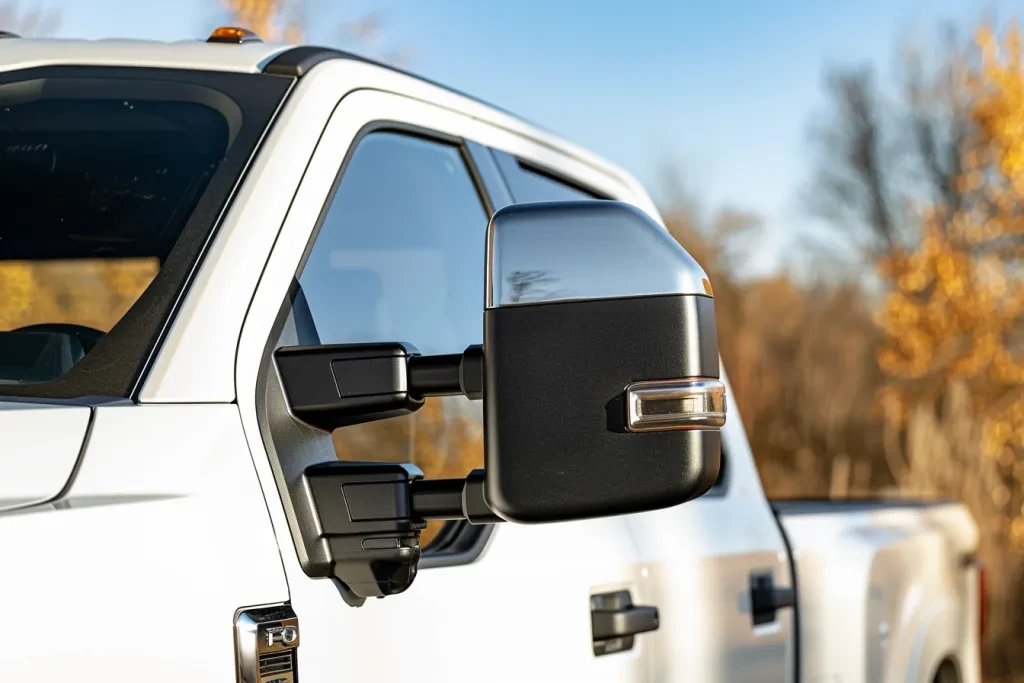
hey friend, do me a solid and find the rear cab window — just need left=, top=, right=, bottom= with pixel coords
left=0, top=66, right=290, bottom=398
left=492, top=150, right=604, bottom=202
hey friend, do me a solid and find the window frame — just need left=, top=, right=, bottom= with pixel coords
left=289, top=121, right=495, bottom=279
left=278, top=122, right=505, bottom=564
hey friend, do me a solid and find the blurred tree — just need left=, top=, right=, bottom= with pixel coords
left=221, top=0, right=298, bottom=43
left=807, top=22, right=1023, bottom=462
left=663, top=195, right=887, bottom=498
left=808, top=24, right=970, bottom=258
left=810, top=21, right=1024, bottom=675
left=0, top=1, right=60, bottom=36
left=220, top=0, right=412, bottom=66
left=873, top=24, right=1024, bottom=477
left=0, top=259, right=159, bottom=332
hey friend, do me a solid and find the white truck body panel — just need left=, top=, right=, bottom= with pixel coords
left=0, top=404, right=288, bottom=681
left=0, top=39, right=981, bottom=683
left=0, top=402, right=89, bottom=511
left=626, top=380, right=795, bottom=681
left=776, top=502, right=981, bottom=683
left=0, top=38, right=290, bottom=73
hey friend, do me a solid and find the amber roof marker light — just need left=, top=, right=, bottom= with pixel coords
left=207, top=27, right=263, bottom=44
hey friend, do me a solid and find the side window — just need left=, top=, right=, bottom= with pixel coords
left=296, top=131, right=489, bottom=543
left=493, top=151, right=603, bottom=202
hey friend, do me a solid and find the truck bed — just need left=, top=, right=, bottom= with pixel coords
left=771, top=498, right=981, bottom=683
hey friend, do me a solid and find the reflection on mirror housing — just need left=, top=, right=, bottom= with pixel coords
left=275, top=200, right=725, bottom=599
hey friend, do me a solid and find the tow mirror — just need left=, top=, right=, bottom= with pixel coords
left=483, top=200, right=722, bottom=521
left=275, top=200, right=724, bottom=598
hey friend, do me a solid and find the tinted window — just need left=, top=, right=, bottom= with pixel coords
left=514, top=164, right=599, bottom=201
left=496, top=152, right=602, bottom=202
left=300, top=133, right=486, bottom=354
left=297, top=131, right=489, bottom=544
left=0, top=68, right=289, bottom=395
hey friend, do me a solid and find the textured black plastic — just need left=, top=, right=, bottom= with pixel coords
left=274, top=343, right=423, bottom=431
left=406, top=353, right=462, bottom=397
left=409, top=478, right=465, bottom=520
left=484, top=293, right=721, bottom=523
left=300, top=461, right=425, bottom=598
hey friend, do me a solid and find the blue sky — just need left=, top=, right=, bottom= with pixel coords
left=60, top=0, right=1012, bottom=275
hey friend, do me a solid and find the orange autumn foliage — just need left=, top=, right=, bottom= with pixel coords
left=875, top=24, right=1024, bottom=483
left=220, top=0, right=303, bottom=43
left=0, top=260, right=158, bottom=332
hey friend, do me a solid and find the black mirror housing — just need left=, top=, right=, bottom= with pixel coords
left=484, top=295, right=721, bottom=523
left=482, top=201, right=723, bottom=523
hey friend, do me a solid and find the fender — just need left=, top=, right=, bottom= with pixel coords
left=903, top=601, right=960, bottom=683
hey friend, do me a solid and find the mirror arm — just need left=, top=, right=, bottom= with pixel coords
left=275, top=343, right=483, bottom=431
left=277, top=343, right=497, bottom=599
left=407, top=344, right=483, bottom=400
left=411, top=469, right=503, bottom=524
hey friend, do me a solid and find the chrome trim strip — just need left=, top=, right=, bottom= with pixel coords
left=625, top=378, right=726, bottom=433
left=235, top=603, right=300, bottom=683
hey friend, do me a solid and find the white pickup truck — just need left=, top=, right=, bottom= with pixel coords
left=0, top=31, right=983, bottom=683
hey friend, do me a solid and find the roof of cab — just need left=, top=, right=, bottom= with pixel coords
left=0, top=37, right=652, bottom=208
left=0, top=37, right=295, bottom=74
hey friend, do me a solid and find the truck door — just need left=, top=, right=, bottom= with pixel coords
left=626, top=382, right=798, bottom=681
left=486, top=147, right=799, bottom=682
left=237, top=87, right=659, bottom=682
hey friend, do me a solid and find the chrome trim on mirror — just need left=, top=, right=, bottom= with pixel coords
left=625, top=379, right=726, bottom=432
left=485, top=201, right=710, bottom=308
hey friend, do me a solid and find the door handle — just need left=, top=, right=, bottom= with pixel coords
left=750, top=571, right=795, bottom=626
left=590, top=590, right=659, bottom=656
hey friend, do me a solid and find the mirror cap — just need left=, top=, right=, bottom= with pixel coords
left=486, top=200, right=712, bottom=308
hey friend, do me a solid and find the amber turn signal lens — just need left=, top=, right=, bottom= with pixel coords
left=207, top=27, right=262, bottom=44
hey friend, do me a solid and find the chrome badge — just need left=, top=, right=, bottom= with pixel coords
left=235, top=604, right=300, bottom=683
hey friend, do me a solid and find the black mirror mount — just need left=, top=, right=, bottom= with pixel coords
left=274, top=342, right=483, bottom=431
left=293, top=460, right=500, bottom=601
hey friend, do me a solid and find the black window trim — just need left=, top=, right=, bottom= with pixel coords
left=0, top=64, right=295, bottom=401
